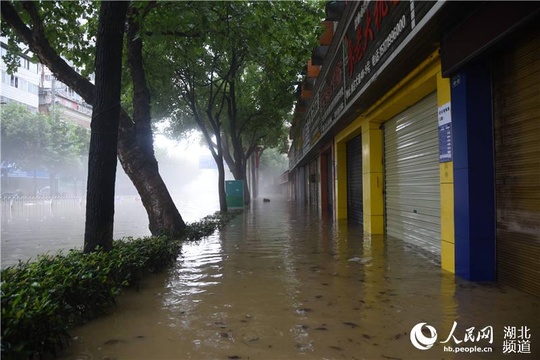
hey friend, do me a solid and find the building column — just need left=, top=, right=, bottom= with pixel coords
left=437, top=73, right=455, bottom=273
left=362, top=122, right=384, bottom=234
left=451, top=61, right=496, bottom=281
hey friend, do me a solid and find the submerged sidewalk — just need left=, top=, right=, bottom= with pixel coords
left=63, top=196, right=539, bottom=359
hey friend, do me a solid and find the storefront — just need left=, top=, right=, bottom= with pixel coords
left=289, top=1, right=540, bottom=295
left=442, top=2, right=540, bottom=296
left=320, top=144, right=334, bottom=216
left=346, top=135, right=362, bottom=225
left=308, top=158, right=320, bottom=208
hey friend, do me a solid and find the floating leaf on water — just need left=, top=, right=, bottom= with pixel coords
left=381, top=355, right=402, bottom=360
left=104, top=339, right=126, bottom=345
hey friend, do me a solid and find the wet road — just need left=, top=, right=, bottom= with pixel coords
left=59, top=196, right=539, bottom=360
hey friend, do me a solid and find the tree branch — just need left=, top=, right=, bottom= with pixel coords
left=145, top=30, right=201, bottom=37
left=2, top=1, right=95, bottom=104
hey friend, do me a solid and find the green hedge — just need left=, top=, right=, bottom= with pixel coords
left=1, top=211, right=240, bottom=359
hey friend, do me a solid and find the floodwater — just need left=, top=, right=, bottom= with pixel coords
left=1, top=188, right=219, bottom=267
left=57, top=196, right=538, bottom=360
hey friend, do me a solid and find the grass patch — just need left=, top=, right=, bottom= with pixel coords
left=1, top=210, right=241, bottom=359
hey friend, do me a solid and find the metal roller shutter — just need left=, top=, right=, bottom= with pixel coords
left=347, top=136, right=363, bottom=225
left=384, top=92, right=440, bottom=254
left=494, top=28, right=540, bottom=297
left=308, top=159, right=319, bottom=207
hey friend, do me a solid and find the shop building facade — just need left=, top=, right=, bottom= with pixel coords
left=288, top=1, right=539, bottom=297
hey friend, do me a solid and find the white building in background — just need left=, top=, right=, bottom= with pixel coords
left=39, top=68, right=93, bottom=129
left=0, top=42, right=40, bottom=111
left=0, top=38, right=93, bottom=128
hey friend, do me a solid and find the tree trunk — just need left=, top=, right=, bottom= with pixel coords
left=1, top=1, right=187, bottom=238
left=223, top=147, right=251, bottom=205
left=223, top=71, right=253, bottom=205
left=116, top=122, right=186, bottom=236
left=126, top=7, right=186, bottom=236
left=242, top=160, right=252, bottom=204
left=84, top=1, right=128, bottom=253
left=216, top=154, right=228, bottom=212
left=212, top=131, right=228, bottom=212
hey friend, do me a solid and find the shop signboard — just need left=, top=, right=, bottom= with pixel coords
left=303, top=0, right=438, bottom=155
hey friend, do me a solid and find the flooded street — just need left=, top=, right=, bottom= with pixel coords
left=1, top=187, right=219, bottom=267
left=60, top=196, right=538, bottom=360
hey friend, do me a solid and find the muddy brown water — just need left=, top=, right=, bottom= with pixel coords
left=50, top=196, right=539, bottom=360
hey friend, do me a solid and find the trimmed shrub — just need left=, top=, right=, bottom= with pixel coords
left=1, top=210, right=240, bottom=359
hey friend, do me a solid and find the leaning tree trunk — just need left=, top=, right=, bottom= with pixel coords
left=1, top=1, right=187, bottom=238
left=117, top=111, right=186, bottom=236
left=84, top=1, right=128, bottom=252
left=126, top=6, right=186, bottom=236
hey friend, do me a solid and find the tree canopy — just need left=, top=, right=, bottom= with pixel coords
left=146, top=0, right=325, bottom=204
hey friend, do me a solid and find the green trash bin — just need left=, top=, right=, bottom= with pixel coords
left=225, top=180, right=244, bottom=208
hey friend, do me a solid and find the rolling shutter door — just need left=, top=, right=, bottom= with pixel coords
left=308, top=160, right=319, bottom=207
left=494, top=28, right=540, bottom=297
left=384, top=92, right=440, bottom=254
left=347, top=136, right=363, bottom=225
left=327, top=153, right=333, bottom=213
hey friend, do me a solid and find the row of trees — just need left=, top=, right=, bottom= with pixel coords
left=1, top=103, right=90, bottom=196
left=148, top=1, right=323, bottom=207
left=0, top=1, right=324, bottom=251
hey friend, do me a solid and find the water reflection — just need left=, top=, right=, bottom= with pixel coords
left=58, top=196, right=538, bottom=359
left=1, top=192, right=219, bottom=268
